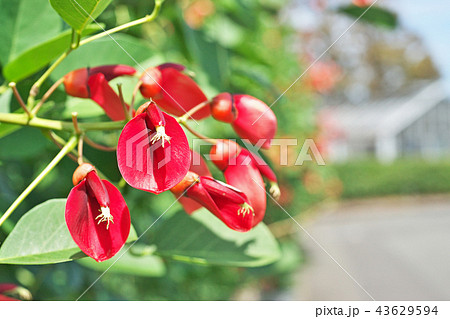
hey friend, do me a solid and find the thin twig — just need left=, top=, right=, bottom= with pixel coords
left=116, top=83, right=131, bottom=121
left=71, top=112, right=81, bottom=135
left=48, top=131, right=78, bottom=163
left=77, top=136, right=84, bottom=165
left=9, top=83, right=32, bottom=118
left=180, top=121, right=216, bottom=144
left=83, top=135, right=117, bottom=152
left=178, top=99, right=210, bottom=122
left=0, top=135, right=78, bottom=227
left=33, top=77, right=64, bottom=115
left=131, top=80, right=143, bottom=110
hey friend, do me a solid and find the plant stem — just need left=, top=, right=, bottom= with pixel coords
left=79, top=0, right=163, bottom=47
left=0, top=135, right=79, bottom=227
left=46, top=130, right=79, bottom=163
left=0, top=112, right=126, bottom=132
left=0, top=219, right=14, bottom=234
left=29, top=50, right=72, bottom=104
left=32, top=77, right=64, bottom=115
left=131, top=80, right=143, bottom=110
left=83, top=135, right=117, bottom=151
left=28, top=0, right=164, bottom=106
left=9, top=83, right=32, bottom=118
left=116, top=83, right=131, bottom=121
left=179, top=120, right=216, bottom=144
left=178, top=100, right=210, bottom=122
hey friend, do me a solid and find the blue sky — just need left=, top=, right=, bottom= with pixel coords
left=386, top=0, right=450, bottom=93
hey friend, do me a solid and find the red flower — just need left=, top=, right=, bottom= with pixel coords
left=139, top=63, right=210, bottom=120
left=353, top=0, right=373, bottom=7
left=307, top=61, right=341, bottom=94
left=65, top=164, right=131, bottom=262
left=0, top=284, right=18, bottom=301
left=209, top=93, right=277, bottom=149
left=210, top=140, right=280, bottom=227
left=177, top=150, right=212, bottom=214
left=0, top=284, right=31, bottom=301
left=171, top=172, right=254, bottom=232
left=117, top=101, right=191, bottom=194
left=63, top=64, right=136, bottom=120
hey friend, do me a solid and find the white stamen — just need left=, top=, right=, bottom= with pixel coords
left=269, top=183, right=281, bottom=201
left=96, top=206, right=114, bottom=230
left=150, top=126, right=171, bottom=148
left=238, top=202, right=254, bottom=217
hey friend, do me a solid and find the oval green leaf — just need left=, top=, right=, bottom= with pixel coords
left=77, top=244, right=166, bottom=277
left=0, top=0, right=61, bottom=66
left=50, top=0, right=112, bottom=32
left=153, top=209, right=281, bottom=267
left=51, top=33, right=153, bottom=80
left=3, top=25, right=102, bottom=82
left=0, top=199, right=138, bottom=264
left=338, top=5, right=398, bottom=29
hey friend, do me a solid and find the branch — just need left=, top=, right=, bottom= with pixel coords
left=0, top=112, right=126, bottom=132
left=79, top=0, right=164, bottom=47
left=0, top=135, right=79, bottom=227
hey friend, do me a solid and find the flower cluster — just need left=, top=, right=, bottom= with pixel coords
left=63, top=63, right=279, bottom=261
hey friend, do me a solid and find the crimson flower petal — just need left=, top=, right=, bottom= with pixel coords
left=186, top=179, right=253, bottom=232
left=0, top=294, right=18, bottom=301
left=88, top=73, right=130, bottom=121
left=140, top=66, right=210, bottom=120
left=246, top=150, right=277, bottom=182
left=65, top=179, right=130, bottom=262
left=224, top=150, right=267, bottom=227
left=232, top=94, right=277, bottom=149
left=178, top=150, right=211, bottom=214
left=117, top=112, right=190, bottom=194
left=63, top=65, right=136, bottom=99
left=89, top=64, right=136, bottom=81
left=0, top=284, right=17, bottom=293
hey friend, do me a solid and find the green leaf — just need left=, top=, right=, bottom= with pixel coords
left=49, top=0, right=112, bottom=32
left=153, top=209, right=281, bottom=267
left=77, top=245, right=166, bottom=277
left=51, top=34, right=153, bottom=80
left=181, top=19, right=229, bottom=91
left=3, top=25, right=101, bottom=82
left=338, top=5, right=398, bottom=29
left=0, top=199, right=138, bottom=264
left=0, top=0, right=61, bottom=66
left=0, top=127, right=50, bottom=160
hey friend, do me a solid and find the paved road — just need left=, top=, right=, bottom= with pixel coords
left=294, top=195, right=450, bottom=300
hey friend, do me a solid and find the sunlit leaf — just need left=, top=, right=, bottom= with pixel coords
left=3, top=25, right=101, bottom=82
left=0, top=199, right=138, bottom=264
left=77, top=244, right=166, bottom=277
left=49, top=0, right=112, bottom=32
left=0, top=0, right=61, bottom=66
left=153, top=209, right=281, bottom=267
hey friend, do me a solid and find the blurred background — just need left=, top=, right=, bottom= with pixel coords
left=0, top=0, right=449, bottom=300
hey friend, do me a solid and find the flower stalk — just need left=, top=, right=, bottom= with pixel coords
left=0, top=135, right=79, bottom=227
left=28, top=0, right=164, bottom=105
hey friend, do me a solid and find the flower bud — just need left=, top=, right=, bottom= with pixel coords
left=72, top=163, right=96, bottom=186
left=64, top=68, right=89, bottom=98
left=170, top=171, right=199, bottom=197
left=138, top=63, right=209, bottom=120
left=139, top=67, right=163, bottom=98
left=63, top=65, right=136, bottom=99
left=210, top=93, right=236, bottom=123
